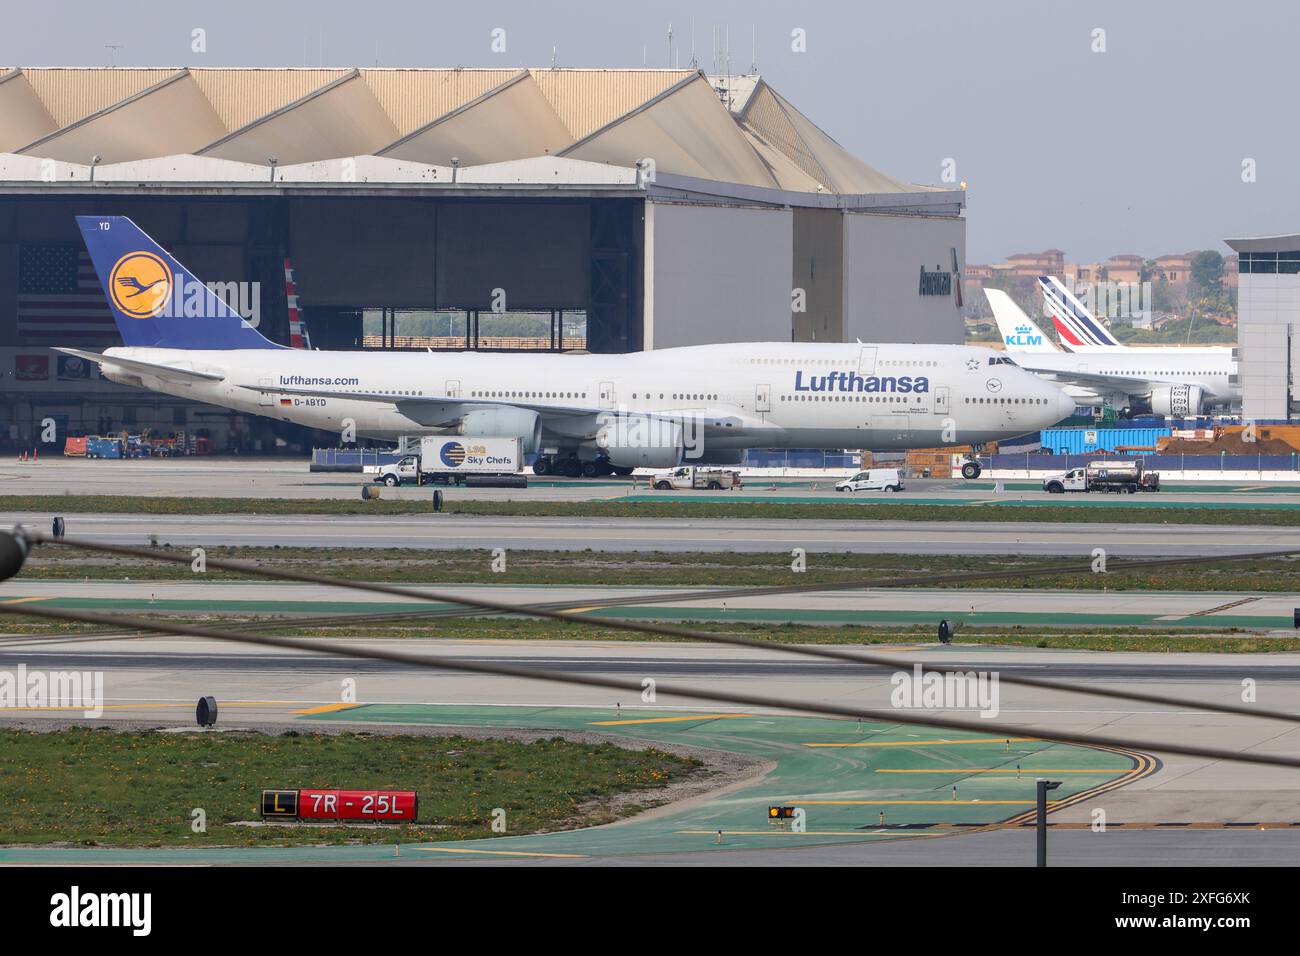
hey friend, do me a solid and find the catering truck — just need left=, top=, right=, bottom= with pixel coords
left=371, top=437, right=523, bottom=486
left=1042, top=459, right=1160, bottom=494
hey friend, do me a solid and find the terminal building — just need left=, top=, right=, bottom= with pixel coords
left=0, top=67, right=964, bottom=452
left=1225, top=233, right=1300, bottom=421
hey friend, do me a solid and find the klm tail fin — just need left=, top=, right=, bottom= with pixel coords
left=1037, top=275, right=1124, bottom=349
left=984, top=289, right=1059, bottom=353
left=76, top=215, right=283, bottom=350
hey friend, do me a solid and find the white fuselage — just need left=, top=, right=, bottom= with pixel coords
left=1019, top=349, right=1238, bottom=408
left=99, top=341, right=1075, bottom=450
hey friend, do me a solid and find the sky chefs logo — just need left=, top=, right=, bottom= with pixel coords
left=440, top=441, right=467, bottom=468
left=109, top=251, right=172, bottom=318
left=1005, top=323, right=1043, bottom=347
left=794, top=370, right=930, bottom=394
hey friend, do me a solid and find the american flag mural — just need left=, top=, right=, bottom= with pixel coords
left=16, top=244, right=117, bottom=340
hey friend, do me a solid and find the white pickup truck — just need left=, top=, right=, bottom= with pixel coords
left=650, top=466, right=741, bottom=490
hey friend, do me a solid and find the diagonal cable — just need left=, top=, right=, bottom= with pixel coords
left=4, top=600, right=1300, bottom=771
left=10, top=532, right=1300, bottom=725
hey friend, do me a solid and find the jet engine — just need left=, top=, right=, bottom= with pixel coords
left=595, top=417, right=683, bottom=468
left=459, top=407, right=541, bottom=455
left=1148, top=384, right=1206, bottom=417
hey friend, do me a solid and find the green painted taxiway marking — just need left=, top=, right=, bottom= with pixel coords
left=0, top=704, right=1140, bottom=863
left=291, top=704, right=1137, bottom=857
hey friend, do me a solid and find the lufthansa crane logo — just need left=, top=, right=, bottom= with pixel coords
left=440, top=441, right=467, bottom=468
left=986, top=378, right=1003, bottom=393
left=109, top=251, right=172, bottom=319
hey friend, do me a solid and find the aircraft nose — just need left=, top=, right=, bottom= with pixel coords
left=1056, top=388, right=1077, bottom=422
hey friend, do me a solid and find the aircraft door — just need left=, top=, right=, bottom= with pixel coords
left=934, top=386, right=950, bottom=416
left=258, top=377, right=273, bottom=407
left=755, top=383, right=771, bottom=413
left=445, top=379, right=461, bottom=398
left=858, top=346, right=878, bottom=374
left=598, top=381, right=616, bottom=409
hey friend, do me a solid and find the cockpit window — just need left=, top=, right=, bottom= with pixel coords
left=989, top=356, right=1019, bottom=366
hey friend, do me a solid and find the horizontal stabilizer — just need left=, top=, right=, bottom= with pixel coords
left=53, top=347, right=225, bottom=384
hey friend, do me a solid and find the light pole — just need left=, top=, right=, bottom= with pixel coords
left=1036, top=779, right=1061, bottom=867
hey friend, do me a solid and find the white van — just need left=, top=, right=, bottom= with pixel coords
left=834, top=468, right=904, bottom=493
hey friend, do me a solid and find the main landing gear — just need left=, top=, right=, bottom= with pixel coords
left=531, top=455, right=635, bottom=479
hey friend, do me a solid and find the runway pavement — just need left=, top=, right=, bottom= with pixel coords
left=4, top=457, right=1297, bottom=865
left=6, top=457, right=1300, bottom=505
left=4, top=635, right=1300, bottom=829
left=1, top=579, right=1294, bottom=630
left=5, top=510, right=1299, bottom=555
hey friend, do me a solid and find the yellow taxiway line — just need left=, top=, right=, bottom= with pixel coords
left=797, top=799, right=1051, bottom=806
left=676, top=829, right=941, bottom=837
left=592, top=713, right=751, bottom=726
left=874, top=768, right=1127, bottom=774
left=804, top=737, right=1038, bottom=748
left=291, top=703, right=360, bottom=715
left=414, top=847, right=586, bottom=859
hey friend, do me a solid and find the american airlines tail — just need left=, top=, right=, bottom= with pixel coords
left=1037, top=275, right=1124, bottom=351
left=984, top=289, right=1060, bottom=354
left=75, top=215, right=285, bottom=350
left=283, top=257, right=312, bottom=349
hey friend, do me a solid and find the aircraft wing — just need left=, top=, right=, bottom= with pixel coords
left=1016, top=363, right=1149, bottom=394
left=258, top=384, right=757, bottom=432
left=261, top=385, right=597, bottom=418
left=53, top=347, right=226, bottom=384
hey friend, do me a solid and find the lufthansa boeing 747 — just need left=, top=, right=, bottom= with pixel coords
left=61, top=216, right=1075, bottom=477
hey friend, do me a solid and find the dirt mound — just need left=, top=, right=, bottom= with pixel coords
left=1161, top=434, right=1299, bottom=455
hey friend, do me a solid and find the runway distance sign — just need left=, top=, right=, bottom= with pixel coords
left=259, top=789, right=417, bottom=822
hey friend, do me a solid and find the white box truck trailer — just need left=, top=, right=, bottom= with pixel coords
left=373, top=437, right=524, bottom=486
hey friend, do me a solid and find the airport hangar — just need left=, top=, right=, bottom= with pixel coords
left=0, top=67, right=965, bottom=452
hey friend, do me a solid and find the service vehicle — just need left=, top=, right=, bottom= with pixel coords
left=1042, top=459, right=1160, bottom=494
left=650, top=466, right=741, bottom=490
left=372, top=436, right=523, bottom=486
left=834, top=468, right=905, bottom=493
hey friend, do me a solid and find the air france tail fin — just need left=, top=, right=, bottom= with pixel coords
left=1037, top=275, right=1124, bottom=350
left=984, top=288, right=1059, bottom=353
left=76, top=215, right=284, bottom=350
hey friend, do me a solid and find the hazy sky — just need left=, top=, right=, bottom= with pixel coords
left=6, top=0, right=1297, bottom=263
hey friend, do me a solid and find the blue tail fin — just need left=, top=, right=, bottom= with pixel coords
left=76, top=215, right=284, bottom=350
